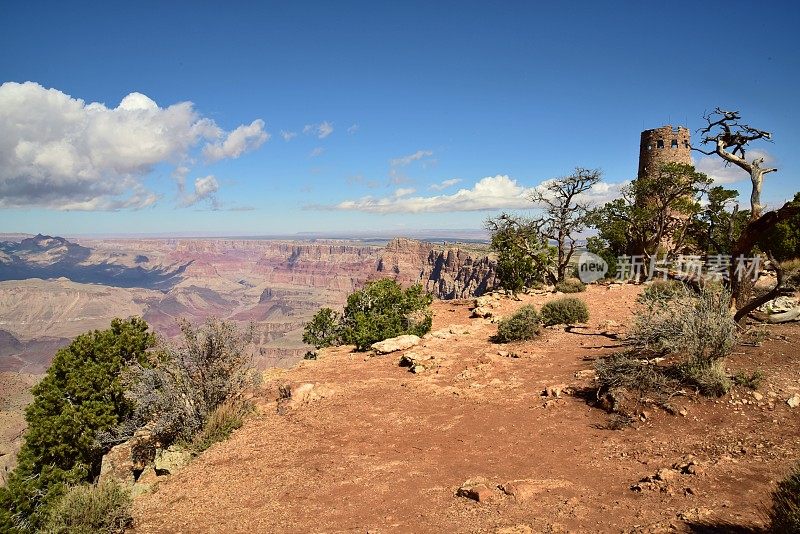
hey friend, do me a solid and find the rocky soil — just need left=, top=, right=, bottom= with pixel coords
left=130, top=285, right=800, bottom=533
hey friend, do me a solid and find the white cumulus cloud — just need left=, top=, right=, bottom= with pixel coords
left=180, top=175, right=220, bottom=207
left=203, top=119, right=268, bottom=162
left=328, top=175, right=625, bottom=214
left=0, top=81, right=267, bottom=210
left=280, top=130, right=297, bottom=141
left=303, top=121, right=334, bottom=139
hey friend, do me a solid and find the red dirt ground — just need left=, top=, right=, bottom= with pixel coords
left=131, top=285, right=800, bottom=533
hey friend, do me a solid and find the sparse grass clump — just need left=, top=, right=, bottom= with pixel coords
left=770, top=462, right=800, bottom=533
left=494, top=305, right=541, bottom=342
left=188, top=400, right=252, bottom=453
left=540, top=297, right=589, bottom=326
left=43, top=480, right=132, bottom=534
left=555, top=278, right=586, bottom=293
left=678, top=358, right=731, bottom=397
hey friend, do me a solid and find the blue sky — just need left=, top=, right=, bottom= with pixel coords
left=1, top=1, right=798, bottom=236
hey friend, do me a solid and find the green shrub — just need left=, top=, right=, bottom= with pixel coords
left=639, top=279, right=688, bottom=302
left=540, top=297, right=589, bottom=326
left=302, top=308, right=342, bottom=348
left=770, top=462, right=800, bottom=533
left=628, top=287, right=736, bottom=361
left=0, top=318, right=154, bottom=532
left=43, top=480, right=131, bottom=534
left=495, top=305, right=541, bottom=342
left=339, top=279, right=433, bottom=351
left=488, top=215, right=555, bottom=291
left=555, top=278, right=586, bottom=293
left=188, top=400, right=251, bottom=453
left=759, top=191, right=800, bottom=263
left=733, top=369, right=764, bottom=390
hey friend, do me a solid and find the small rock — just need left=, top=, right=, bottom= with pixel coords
left=499, top=480, right=538, bottom=503
left=575, top=369, right=596, bottom=380
left=497, top=350, right=509, bottom=358
left=471, top=306, right=493, bottom=319
left=456, top=482, right=496, bottom=503
left=277, top=382, right=332, bottom=412
left=656, top=468, right=678, bottom=482
left=542, top=384, right=569, bottom=398
left=752, top=392, right=764, bottom=402
left=677, top=507, right=713, bottom=522
left=399, top=351, right=437, bottom=373
left=788, top=393, right=800, bottom=408
left=449, top=325, right=471, bottom=335
left=371, top=335, right=421, bottom=354
left=425, top=328, right=452, bottom=340
left=474, top=296, right=494, bottom=308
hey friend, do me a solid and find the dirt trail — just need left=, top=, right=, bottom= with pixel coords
left=132, top=285, right=800, bottom=533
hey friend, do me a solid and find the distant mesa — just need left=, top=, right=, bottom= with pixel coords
left=0, top=234, right=188, bottom=290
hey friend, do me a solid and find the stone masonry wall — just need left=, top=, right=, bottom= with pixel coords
left=637, top=125, right=692, bottom=180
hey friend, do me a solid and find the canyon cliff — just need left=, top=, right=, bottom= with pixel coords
left=0, top=235, right=497, bottom=371
left=376, top=238, right=497, bottom=299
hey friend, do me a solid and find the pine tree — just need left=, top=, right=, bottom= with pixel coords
left=0, top=317, right=154, bottom=532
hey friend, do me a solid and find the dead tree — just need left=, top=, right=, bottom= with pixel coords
left=696, top=108, right=799, bottom=322
left=697, top=108, right=777, bottom=221
left=529, top=168, right=602, bottom=282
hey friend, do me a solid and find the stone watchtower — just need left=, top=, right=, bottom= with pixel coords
left=633, top=125, right=694, bottom=259
left=637, top=125, right=692, bottom=181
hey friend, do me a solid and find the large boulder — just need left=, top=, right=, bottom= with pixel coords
left=99, top=442, right=136, bottom=486
left=154, top=445, right=192, bottom=475
left=98, top=427, right=157, bottom=485
left=371, top=334, right=421, bottom=354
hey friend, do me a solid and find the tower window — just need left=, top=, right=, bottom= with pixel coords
left=657, top=139, right=664, bottom=149
left=671, top=139, right=678, bottom=148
